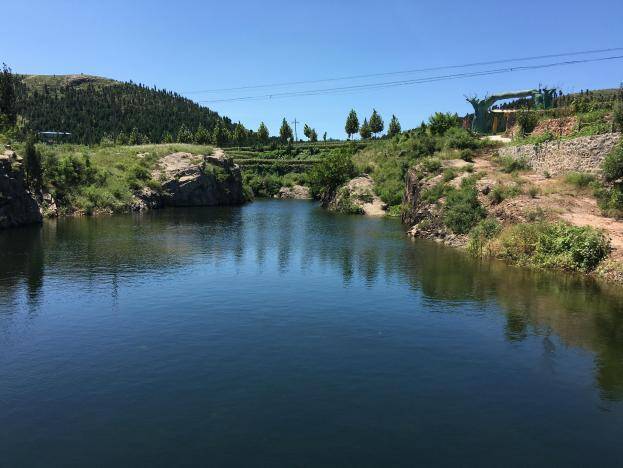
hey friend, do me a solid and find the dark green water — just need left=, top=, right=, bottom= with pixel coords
left=1, top=200, right=623, bottom=467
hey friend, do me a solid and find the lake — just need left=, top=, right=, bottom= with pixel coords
left=1, top=200, right=622, bottom=466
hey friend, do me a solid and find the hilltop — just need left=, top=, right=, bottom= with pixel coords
left=15, top=74, right=235, bottom=144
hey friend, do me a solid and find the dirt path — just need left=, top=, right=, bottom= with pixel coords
left=473, top=155, right=623, bottom=260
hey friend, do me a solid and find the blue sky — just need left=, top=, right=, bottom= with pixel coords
left=2, top=0, right=622, bottom=138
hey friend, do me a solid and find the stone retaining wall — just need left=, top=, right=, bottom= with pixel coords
left=498, top=133, right=621, bottom=177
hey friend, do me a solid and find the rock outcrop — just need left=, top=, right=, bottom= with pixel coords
left=0, top=149, right=42, bottom=229
left=136, top=152, right=246, bottom=209
left=325, top=175, right=387, bottom=216
left=274, top=185, right=311, bottom=200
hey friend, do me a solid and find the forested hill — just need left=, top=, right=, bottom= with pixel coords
left=15, top=74, right=235, bottom=144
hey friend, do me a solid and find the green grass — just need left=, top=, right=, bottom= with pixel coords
left=492, top=222, right=610, bottom=272
left=30, top=142, right=215, bottom=213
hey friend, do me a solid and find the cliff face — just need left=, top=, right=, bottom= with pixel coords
left=0, top=149, right=42, bottom=229
left=136, top=152, right=246, bottom=209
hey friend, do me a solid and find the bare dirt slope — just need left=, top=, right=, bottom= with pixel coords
left=472, top=154, right=623, bottom=261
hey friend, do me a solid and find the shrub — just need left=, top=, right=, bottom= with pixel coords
left=443, top=167, right=458, bottom=182
left=373, top=158, right=408, bottom=206
left=488, top=183, right=522, bottom=204
left=498, top=155, right=530, bottom=173
left=428, top=112, right=462, bottom=136
left=407, top=133, right=436, bottom=159
left=528, top=185, right=540, bottom=198
left=309, top=148, right=356, bottom=199
left=459, top=148, right=474, bottom=162
left=467, top=218, right=502, bottom=256
left=494, top=222, right=610, bottom=272
left=444, top=127, right=479, bottom=150
left=565, top=171, right=596, bottom=188
left=420, top=157, right=442, bottom=174
left=421, top=182, right=447, bottom=204
left=443, top=179, right=486, bottom=234
left=516, top=111, right=539, bottom=135
left=603, top=142, right=623, bottom=182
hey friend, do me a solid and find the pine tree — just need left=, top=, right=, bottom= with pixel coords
left=163, top=131, right=174, bottom=143
left=369, top=109, right=384, bottom=137
left=388, top=114, right=401, bottom=137
left=177, top=124, right=193, bottom=143
left=258, top=122, right=269, bottom=144
left=194, top=123, right=210, bottom=144
left=116, top=131, right=129, bottom=145
left=309, top=129, right=318, bottom=142
left=129, top=127, right=140, bottom=145
left=279, top=118, right=293, bottom=143
left=359, top=118, right=372, bottom=139
left=345, top=110, right=359, bottom=140
left=0, top=63, right=16, bottom=125
left=323, top=132, right=327, bottom=142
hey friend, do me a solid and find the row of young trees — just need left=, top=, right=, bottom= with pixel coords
left=345, top=109, right=401, bottom=140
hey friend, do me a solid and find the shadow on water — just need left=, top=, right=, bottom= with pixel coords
left=1, top=200, right=623, bottom=401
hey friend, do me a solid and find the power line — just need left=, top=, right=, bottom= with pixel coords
left=183, top=47, right=623, bottom=95
left=197, top=55, right=623, bottom=104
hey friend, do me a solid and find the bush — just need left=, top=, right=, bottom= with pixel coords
left=516, top=111, right=539, bottom=135
left=498, top=155, right=530, bottom=173
left=489, top=183, right=522, bottom=204
left=459, top=149, right=474, bottom=162
left=444, top=127, right=479, bottom=150
left=309, top=148, right=356, bottom=199
left=373, top=158, right=408, bottom=206
left=467, top=218, right=501, bottom=256
left=603, top=142, right=623, bottom=182
left=494, top=222, right=610, bottom=272
left=420, top=157, right=442, bottom=174
left=407, top=133, right=436, bottom=159
left=565, top=171, right=596, bottom=188
left=421, top=182, right=447, bottom=204
left=443, top=179, right=486, bottom=234
left=428, top=112, right=462, bottom=135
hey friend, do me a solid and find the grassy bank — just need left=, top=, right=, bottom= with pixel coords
left=15, top=142, right=214, bottom=214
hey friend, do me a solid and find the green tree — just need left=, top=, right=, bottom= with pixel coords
left=345, top=109, right=359, bottom=140
left=233, top=122, right=246, bottom=146
left=359, top=118, right=372, bottom=139
left=23, top=134, right=43, bottom=192
left=279, top=118, right=293, bottom=143
left=115, top=131, right=129, bottom=145
left=303, top=123, right=312, bottom=140
left=323, top=132, right=327, bottom=142
left=309, top=128, right=318, bottom=142
left=388, top=114, right=401, bottom=137
left=257, top=122, right=269, bottom=144
left=177, top=124, right=193, bottom=143
left=369, top=109, right=384, bottom=137
left=163, top=131, right=174, bottom=143
left=194, top=123, right=210, bottom=144
left=0, top=63, right=16, bottom=125
left=128, top=127, right=141, bottom=145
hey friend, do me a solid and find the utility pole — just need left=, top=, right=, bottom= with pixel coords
left=291, top=118, right=299, bottom=142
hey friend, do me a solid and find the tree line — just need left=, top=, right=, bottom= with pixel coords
left=345, top=109, right=401, bottom=140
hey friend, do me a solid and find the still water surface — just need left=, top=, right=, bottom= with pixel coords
left=1, top=200, right=623, bottom=466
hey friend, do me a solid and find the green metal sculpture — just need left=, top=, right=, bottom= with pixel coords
left=467, top=88, right=556, bottom=133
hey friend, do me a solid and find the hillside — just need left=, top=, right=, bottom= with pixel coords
left=15, top=74, right=235, bottom=144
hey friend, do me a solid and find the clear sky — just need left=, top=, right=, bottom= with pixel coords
left=2, top=0, right=622, bottom=138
